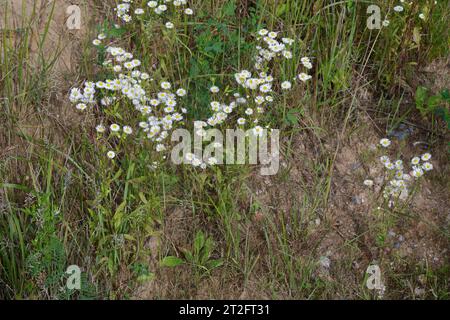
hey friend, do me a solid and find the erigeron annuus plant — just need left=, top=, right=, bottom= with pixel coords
left=69, top=1, right=313, bottom=168
left=364, top=138, right=433, bottom=205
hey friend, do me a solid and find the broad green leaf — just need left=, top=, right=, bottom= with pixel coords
left=415, top=86, right=428, bottom=112
left=194, top=231, right=205, bottom=254
left=160, top=256, right=184, bottom=267
left=276, top=4, right=287, bottom=17
left=427, top=95, right=442, bottom=110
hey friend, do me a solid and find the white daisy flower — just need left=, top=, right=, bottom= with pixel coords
left=260, top=83, right=272, bottom=93
left=298, top=73, right=312, bottom=82
left=411, top=157, right=420, bottom=165
left=237, top=118, right=246, bottom=125
left=210, top=86, right=220, bottom=93
left=176, top=88, right=187, bottom=97
left=255, top=96, right=265, bottom=105
left=303, top=61, right=313, bottom=69
left=158, top=5, right=168, bottom=12
left=96, top=125, right=106, bottom=133
left=245, top=108, right=254, bottom=115
left=258, top=29, right=269, bottom=36
left=107, top=151, right=116, bottom=159
left=395, top=160, right=403, bottom=170
left=150, top=99, right=160, bottom=106
left=139, top=122, right=149, bottom=129
left=379, top=138, right=391, bottom=148
left=268, top=31, right=278, bottom=39
left=223, top=106, right=233, bottom=114
left=156, top=144, right=166, bottom=152
left=110, top=124, right=121, bottom=132
left=135, top=8, right=145, bottom=15
left=412, top=167, right=424, bottom=178
left=123, top=126, right=133, bottom=134
left=282, top=38, right=295, bottom=45
left=164, top=106, right=175, bottom=113
left=210, top=101, right=221, bottom=112
left=395, top=171, right=404, bottom=179
left=281, top=81, right=292, bottom=90
left=76, top=103, right=87, bottom=111
left=166, top=99, right=177, bottom=107
left=283, top=51, right=293, bottom=59
left=161, top=81, right=172, bottom=90
left=385, top=162, right=395, bottom=170
left=421, top=153, right=432, bottom=161
left=422, top=162, right=433, bottom=171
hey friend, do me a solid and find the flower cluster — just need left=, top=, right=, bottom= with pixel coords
left=201, top=28, right=313, bottom=133
left=70, top=42, right=188, bottom=158
left=364, top=138, right=433, bottom=202
left=69, top=1, right=313, bottom=167
left=114, top=0, right=193, bottom=24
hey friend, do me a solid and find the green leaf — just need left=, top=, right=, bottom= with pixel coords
left=112, top=168, right=123, bottom=182
left=415, top=86, right=428, bottom=113
left=113, top=201, right=127, bottom=231
left=137, top=273, right=155, bottom=282
left=160, top=256, right=184, bottom=267
left=276, top=4, right=288, bottom=17
left=194, top=231, right=205, bottom=254
left=440, top=89, right=450, bottom=101
left=427, top=95, right=442, bottom=111
left=0, top=183, right=32, bottom=192
left=205, top=42, right=223, bottom=54
left=108, top=26, right=127, bottom=38
left=285, top=108, right=303, bottom=125
left=222, top=1, right=236, bottom=17
left=182, top=250, right=194, bottom=263
left=206, top=259, right=223, bottom=270
left=435, top=107, right=450, bottom=129
left=200, top=238, right=214, bottom=264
